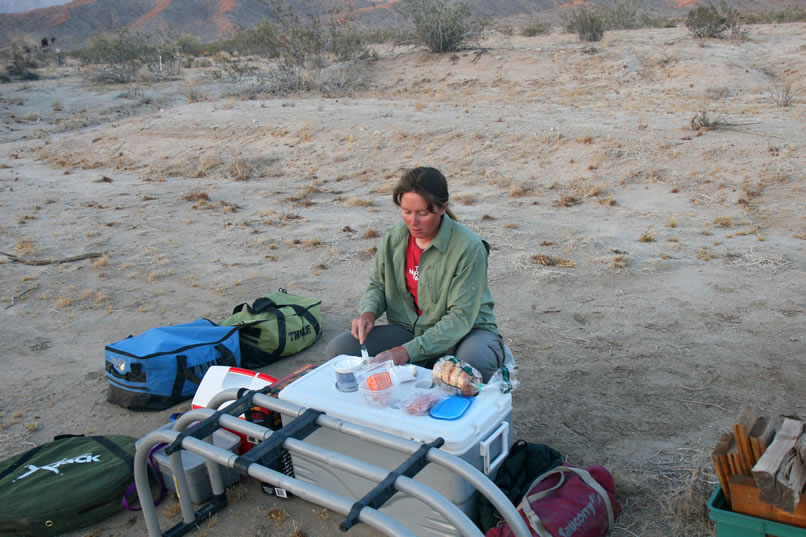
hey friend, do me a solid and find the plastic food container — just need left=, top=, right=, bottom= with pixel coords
left=358, top=374, right=396, bottom=408
left=333, top=356, right=363, bottom=392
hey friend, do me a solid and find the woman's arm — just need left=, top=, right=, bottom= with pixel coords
left=358, top=233, right=389, bottom=319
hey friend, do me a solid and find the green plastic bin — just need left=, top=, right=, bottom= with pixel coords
left=708, top=487, right=806, bottom=537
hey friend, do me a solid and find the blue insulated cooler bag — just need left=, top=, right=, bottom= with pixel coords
left=105, top=318, right=241, bottom=410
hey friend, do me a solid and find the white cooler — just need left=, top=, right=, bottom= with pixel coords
left=278, top=357, right=512, bottom=537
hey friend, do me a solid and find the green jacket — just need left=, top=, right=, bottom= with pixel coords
left=359, top=214, right=500, bottom=363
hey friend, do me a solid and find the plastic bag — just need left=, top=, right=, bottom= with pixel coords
left=357, top=360, right=399, bottom=408
left=432, top=356, right=483, bottom=396
left=483, top=343, right=520, bottom=394
left=401, top=387, right=446, bottom=416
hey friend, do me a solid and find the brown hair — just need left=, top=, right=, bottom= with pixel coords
left=392, top=167, right=457, bottom=221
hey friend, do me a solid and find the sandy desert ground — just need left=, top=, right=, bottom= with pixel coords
left=1, top=21, right=805, bottom=537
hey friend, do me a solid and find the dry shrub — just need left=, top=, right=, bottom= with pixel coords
left=660, top=460, right=714, bottom=537
left=302, top=238, right=322, bottom=247
left=453, top=193, right=475, bottom=205
left=296, top=127, right=313, bottom=144
left=182, top=191, right=210, bottom=202
left=228, top=158, right=251, bottom=181
left=768, top=83, right=797, bottom=108
left=196, top=155, right=221, bottom=177
left=689, top=105, right=752, bottom=131
left=94, top=291, right=108, bottom=304
left=508, top=184, right=529, bottom=198
left=164, top=499, right=181, bottom=518
left=225, top=483, right=248, bottom=504
left=219, top=201, right=239, bottom=213
left=713, top=216, right=733, bottom=228
left=360, top=245, right=377, bottom=260
left=611, top=255, right=629, bottom=270
left=290, top=522, right=308, bottom=537
left=362, top=228, right=379, bottom=239
left=91, top=253, right=110, bottom=268
left=185, top=81, right=205, bottom=103
left=553, top=195, right=580, bottom=207
left=570, top=178, right=605, bottom=199
left=667, top=215, right=679, bottom=228
left=15, top=239, right=35, bottom=255
left=267, top=508, right=289, bottom=526
left=374, top=182, right=396, bottom=195
left=54, top=296, right=73, bottom=309
left=638, top=232, right=655, bottom=242
left=532, top=254, right=576, bottom=267
left=344, top=197, right=373, bottom=207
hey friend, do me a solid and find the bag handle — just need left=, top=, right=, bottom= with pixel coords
left=519, top=465, right=615, bottom=536
left=122, top=443, right=168, bottom=511
left=251, top=296, right=279, bottom=314
left=251, top=297, right=321, bottom=339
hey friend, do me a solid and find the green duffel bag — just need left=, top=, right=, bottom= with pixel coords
left=0, top=434, right=136, bottom=537
left=220, top=288, right=322, bottom=368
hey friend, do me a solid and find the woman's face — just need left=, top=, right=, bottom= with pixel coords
left=400, top=192, right=445, bottom=243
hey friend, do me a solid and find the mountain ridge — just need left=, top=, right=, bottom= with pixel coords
left=1, top=0, right=804, bottom=49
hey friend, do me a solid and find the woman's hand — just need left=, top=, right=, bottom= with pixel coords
left=351, top=312, right=376, bottom=343
left=371, top=346, right=410, bottom=366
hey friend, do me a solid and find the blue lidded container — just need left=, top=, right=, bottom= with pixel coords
left=429, top=395, right=473, bottom=420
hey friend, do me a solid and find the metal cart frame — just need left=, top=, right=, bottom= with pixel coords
left=134, top=386, right=531, bottom=537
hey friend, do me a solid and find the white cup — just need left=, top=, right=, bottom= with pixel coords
left=334, top=357, right=363, bottom=392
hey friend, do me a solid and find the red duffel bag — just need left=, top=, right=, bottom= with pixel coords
left=486, top=465, right=621, bottom=537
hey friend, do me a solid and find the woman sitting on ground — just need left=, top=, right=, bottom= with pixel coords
left=325, top=166, right=505, bottom=382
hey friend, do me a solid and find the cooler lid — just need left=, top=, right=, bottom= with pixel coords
left=278, top=358, right=511, bottom=454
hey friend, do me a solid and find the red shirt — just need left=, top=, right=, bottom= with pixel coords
left=405, top=234, right=424, bottom=315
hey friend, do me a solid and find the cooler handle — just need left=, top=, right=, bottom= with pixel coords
left=480, top=421, right=509, bottom=474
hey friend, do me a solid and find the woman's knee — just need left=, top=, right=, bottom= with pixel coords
left=454, top=331, right=504, bottom=382
left=325, top=331, right=358, bottom=359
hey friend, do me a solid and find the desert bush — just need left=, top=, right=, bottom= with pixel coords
left=328, top=24, right=375, bottom=62
left=768, top=83, right=797, bottom=108
left=742, top=7, right=806, bottom=24
left=564, top=6, right=605, bottom=42
left=4, top=41, right=42, bottom=81
left=265, top=2, right=372, bottom=95
left=396, top=0, right=488, bottom=53
left=598, top=0, right=669, bottom=30
left=357, top=28, right=403, bottom=44
left=685, top=1, right=745, bottom=39
left=175, top=34, right=203, bottom=56
left=601, top=0, right=640, bottom=29
left=77, top=30, right=181, bottom=83
left=520, top=20, right=551, bottom=37
left=211, top=1, right=373, bottom=96
left=210, top=19, right=279, bottom=57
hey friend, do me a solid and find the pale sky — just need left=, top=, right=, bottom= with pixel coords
left=0, top=0, right=72, bottom=15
